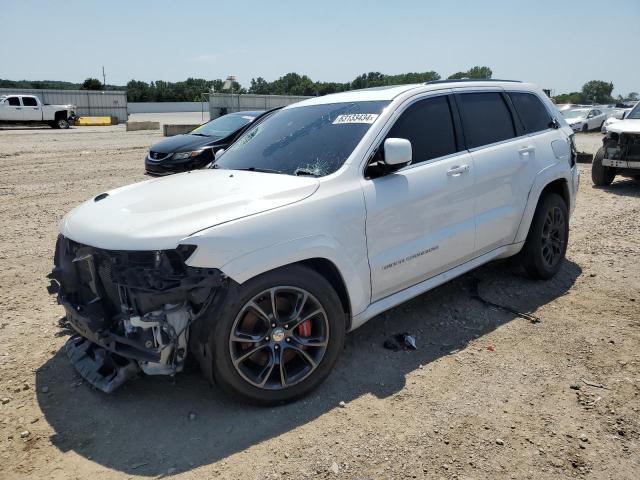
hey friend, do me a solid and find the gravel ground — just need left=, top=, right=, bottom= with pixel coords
left=0, top=127, right=638, bottom=480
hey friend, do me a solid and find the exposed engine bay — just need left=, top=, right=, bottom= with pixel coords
left=603, top=132, right=640, bottom=170
left=47, top=235, right=224, bottom=392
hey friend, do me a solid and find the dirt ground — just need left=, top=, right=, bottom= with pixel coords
left=0, top=126, right=638, bottom=480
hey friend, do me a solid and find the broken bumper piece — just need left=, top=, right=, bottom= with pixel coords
left=65, top=335, right=140, bottom=393
left=49, top=235, right=226, bottom=392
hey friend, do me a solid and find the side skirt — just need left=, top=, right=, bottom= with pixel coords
left=349, top=242, right=523, bottom=331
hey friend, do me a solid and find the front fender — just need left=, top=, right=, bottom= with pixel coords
left=186, top=234, right=371, bottom=317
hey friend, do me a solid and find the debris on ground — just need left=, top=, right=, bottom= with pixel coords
left=582, top=378, right=610, bottom=390
left=471, top=277, right=542, bottom=324
left=383, top=333, right=417, bottom=351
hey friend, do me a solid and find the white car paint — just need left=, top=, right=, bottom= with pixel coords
left=0, top=94, right=75, bottom=124
left=605, top=118, right=640, bottom=135
left=59, top=80, right=579, bottom=331
left=562, top=107, right=607, bottom=132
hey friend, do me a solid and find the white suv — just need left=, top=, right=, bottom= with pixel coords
left=49, top=80, right=579, bottom=403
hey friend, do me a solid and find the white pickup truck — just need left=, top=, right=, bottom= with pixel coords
left=0, top=94, right=77, bottom=128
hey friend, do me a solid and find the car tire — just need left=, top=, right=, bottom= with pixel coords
left=518, top=193, right=569, bottom=280
left=591, top=147, right=615, bottom=186
left=582, top=123, right=588, bottom=133
left=56, top=118, right=70, bottom=129
left=207, top=264, right=346, bottom=405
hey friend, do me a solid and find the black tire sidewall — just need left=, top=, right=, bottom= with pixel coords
left=591, top=147, right=615, bottom=186
left=520, top=193, right=569, bottom=279
left=209, top=265, right=346, bottom=405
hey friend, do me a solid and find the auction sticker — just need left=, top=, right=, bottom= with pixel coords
left=333, top=113, right=379, bottom=125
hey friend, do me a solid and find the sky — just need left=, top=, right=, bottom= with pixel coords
left=1, top=0, right=639, bottom=96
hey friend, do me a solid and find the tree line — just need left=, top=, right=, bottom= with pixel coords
left=2, top=68, right=637, bottom=105
left=553, top=80, right=637, bottom=105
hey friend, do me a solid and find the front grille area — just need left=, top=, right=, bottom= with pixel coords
left=148, top=151, right=170, bottom=161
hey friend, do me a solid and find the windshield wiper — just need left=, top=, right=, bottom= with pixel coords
left=236, top=167, right=283, bottom=174
left=190, top=133, right=210, bottom=137
left=294, top=169, right=320, bottom=177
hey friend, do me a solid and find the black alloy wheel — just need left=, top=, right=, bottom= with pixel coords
left=229, top=286, right=330, bottom=390
left=540, top=206, right=566, bottom=269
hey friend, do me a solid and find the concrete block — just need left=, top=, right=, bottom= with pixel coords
left=163, top=124, right=200, bottom=137
left=75, top=116, right=113, bottom=126
left=126, top=121, right=160, bottom=131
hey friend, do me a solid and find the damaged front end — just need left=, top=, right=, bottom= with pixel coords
left=47, top=235, right=224, bottom=392
left=602, top=131, right=640, bottom=172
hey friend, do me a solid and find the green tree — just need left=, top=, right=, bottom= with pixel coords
left=249, top=77, right=270, bottom=94
left=553, top=92, right=584, bottom=104
left=626, top=92, right=639, bottom=102
left=81, top=78, right=103, bottom=90
left=581, top=80, right=614, bottom=104
left=448, top=66, right=492, bottom=80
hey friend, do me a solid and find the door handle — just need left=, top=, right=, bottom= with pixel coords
left=518, top=145, right=535, bottom=155
left=447, top=164, right=469, bottom=177
left=15, top=107, right=22, bottom=110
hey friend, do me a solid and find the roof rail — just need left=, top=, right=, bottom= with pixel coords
left=425, top=79, right=522, bottom=85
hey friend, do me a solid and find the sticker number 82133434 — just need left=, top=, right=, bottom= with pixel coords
left=332, top=113, right=379, bottom=125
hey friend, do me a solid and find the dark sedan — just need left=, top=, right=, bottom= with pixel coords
left=144, top=111, right=263, bottom=176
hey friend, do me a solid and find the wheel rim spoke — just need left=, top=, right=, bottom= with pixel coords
left=247, top=301, right=270, bottom=323
left=293, top=335, right=328, bottom=348
left=287, top=344, right=318, bottom=369
left=270, top=288, right=279, bottom=321
left=230, top=332, right=265, bottom=343
left=232, top=343, right=268, bottom=366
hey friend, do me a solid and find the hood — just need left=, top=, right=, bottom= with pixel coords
left=606, top=118, right=640, bottom=135
left=565, top=117, right=585, bottom=125
left=60, top=169, right=320, bottom=250
left=150, top=133, right=224, bottom=154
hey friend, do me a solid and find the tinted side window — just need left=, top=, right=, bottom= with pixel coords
left=386, top=95, right=458, bottom=164
left=7, top=97, right=20, bottom=106
left=22, top=97, right=38, bottom=106
left=509, top=92, right=551, bottom=133
left=457, top=93, right=515, bottom=148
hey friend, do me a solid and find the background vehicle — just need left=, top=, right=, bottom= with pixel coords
left=50, top=80, right=579, bottom=404
left=562, top=107, right=607, bottom=132
left=601, top=107, right=633, bottom=132
left=592, top=101, right=640, bottom=185
left=0, top=94, right=76, bottom=128
left=144, top=110, right=271, bottom=175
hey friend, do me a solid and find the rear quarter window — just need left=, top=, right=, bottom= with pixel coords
left=509, top=92, right=552, bottom=134
left=457, top=92, right=516, bottom=149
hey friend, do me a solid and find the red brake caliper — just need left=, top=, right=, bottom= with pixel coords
left=297, top=319, right=312, bottom=337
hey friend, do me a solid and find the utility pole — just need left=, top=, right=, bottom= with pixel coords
left=102, top=66, right=106, bottom=87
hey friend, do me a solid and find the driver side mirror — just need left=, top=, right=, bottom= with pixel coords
left=214, top=148, right=225, bottom=158
left=383, top=138, right=412, bottom=167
